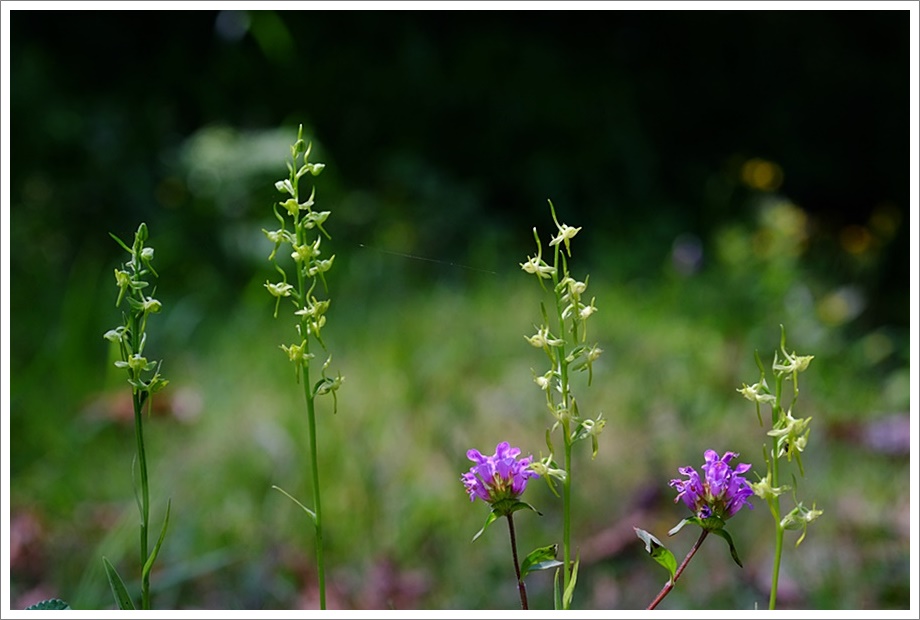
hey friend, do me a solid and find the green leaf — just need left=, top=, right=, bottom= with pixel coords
left=562, top=554, right=580, bottom=609
left=272, top=485, right=316, bottom=523
left=545, top=427, right=555, bottom=455
left=142, top=499, right=171, bottom=579
left=709, top=527, right=744, bottom=568
left=634, top=527, right=677, bottom=583
left=491, top=499, right=541, bottom=518
left=102, top=557, right=136, bottom=610
left=668, top=515, right=726, bottom=536
left=471, top=510, right=499, bottom=542
left=25, top=599, right=71, bottom=610
left=553, top=566, right=562, bottom=610
left=520, top=544, right=563, bottom=579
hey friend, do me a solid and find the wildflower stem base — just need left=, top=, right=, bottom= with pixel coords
left=647, top=529, right=709, bottom=610
left=506, top=514, right=529, bottom=610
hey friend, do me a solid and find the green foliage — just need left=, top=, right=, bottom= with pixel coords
left=25, top=599, right=72, bottom=610
left=520, top=544, right=563, bottom=579
left=634, top=528, right=677, bottom=584
left=271, top=485, right=316, bottom=524
left=471, top=501, right=538, bottom=543
left=102, top=557, right=136, bottom=610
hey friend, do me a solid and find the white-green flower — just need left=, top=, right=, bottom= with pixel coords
left=275, top=178, right=295, bottom=196
left=737, top=378, right=775, bottom=404
left=773, top=348, right=814, bottom=377
left=520, top=254, right=555, bottom=279
left=578, top=297, right=598, bottom=320
left=139, top=297, right=162, bottom=314
left=525, top=326, right=564, bottom=348
left=308, top=255, right=335, bottom=277
left=291, top=238, right=322, bottom=263
left=265, top=281, right=294, bottom=298
left=750, top=470, right=790, bottom=501
left=295, top=297, right=330, bottom=319
left=529, top=457, right=567, bottom=482
left=115, top=353, right=151, bottom=375
left=103, top=326, right=127, bottom=343
left=533, top=369, right=554, bottom=391
left=780, top=500, right=823, bottom=547
left=549, top=222, right=582, bottom=256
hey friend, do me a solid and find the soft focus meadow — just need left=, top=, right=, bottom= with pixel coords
left=5, top=7, right=915, bottom=613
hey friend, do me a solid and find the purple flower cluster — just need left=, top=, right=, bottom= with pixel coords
left=462, top=441, right=540, bottom=506
left=670, top=450, right=754, bottom=521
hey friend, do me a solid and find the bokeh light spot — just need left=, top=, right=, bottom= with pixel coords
left=868, top=203, right=901, bottom=239
left=840, top=225, right=873, bottom=255
left=741, top=158, right=784, bottom=192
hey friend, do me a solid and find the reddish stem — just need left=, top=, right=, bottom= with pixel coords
left=647, top=529, right=709, bottom=610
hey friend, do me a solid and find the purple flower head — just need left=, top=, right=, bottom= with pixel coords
left=461, top=441, right=540, bottom=510
left=669, top=450, right=754, bottom=521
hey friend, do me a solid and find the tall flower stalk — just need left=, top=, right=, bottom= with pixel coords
left=738, top=325, right=822, bottom=609
left=263, top=125, right=343, bottom=609
left=520, top=200, right=605, bottom=609
left=462, top=442, right=542, bottom=609
left=102, top=223, right=170, bottom=610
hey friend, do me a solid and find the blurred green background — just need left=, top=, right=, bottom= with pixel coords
left=7, top=9, right=912, bottom=610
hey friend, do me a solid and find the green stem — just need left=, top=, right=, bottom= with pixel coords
left=769, top=379, right=784, bottom=610
left=293, top=164, right=326, bottom=607
left=551, top=240, right=577, bottom=609
left=506, top=514, right=528, bottom=610
left=561, top=426, right=572, bottom=608
left=768, top=432, right=784, bottom=610
left=770, top=506, right=784, bottom=610
left=132, top=391, right=150, bottom=610
left=300, top=364, right=326, bottom=610
left=130, top=315, right=151, bottom=610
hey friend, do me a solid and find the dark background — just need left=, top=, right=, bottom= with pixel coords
left=10, top=10, right=910, bottom=337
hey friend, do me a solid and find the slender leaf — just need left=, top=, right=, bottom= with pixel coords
left=102, top=557, right=136, bottom=610
left=272, top=485, right=316, bottom=523
left=471, top=510, right=499, bottom=542
left=562, top=555, right=580, bottom=609
left=142, top=498, right=171, bottom=578
left=709, top=527, right=744, bottom=568
left=553, top=566, right=562, bottom=610
left=668, top=515, right=725, bottom=536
